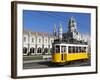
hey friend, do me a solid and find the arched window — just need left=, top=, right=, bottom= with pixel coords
left=23, top=47, right=27, bottom=54
left=37, top=47, right=42, bottom=53
left=30, top=47, right=35, bottom=53
left=44, top=48, right=48, bottom=53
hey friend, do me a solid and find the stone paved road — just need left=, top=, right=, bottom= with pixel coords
left=23, top=59, right=91, bottom=69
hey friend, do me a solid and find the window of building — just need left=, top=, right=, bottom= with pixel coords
left=51, top=40, right=53, bottom=43
left=45, top=39, right=47, bottom=43
left=30, top=47, right=35, bottom=53
left=39, top=39, right=41, bottom=43
left=23, top=47, right=27, bottom=54
left=32, top=38, right=34, bottom=43
left=24, top=37, right=26, bottom=42
left=44, top=48, right=48, bottom=53
left=43, top=48, right=48, bottom=55
left=37, top=47, right=42, bottom=53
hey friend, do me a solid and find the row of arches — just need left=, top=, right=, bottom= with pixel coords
left=23, top=47, right=50, bottom=55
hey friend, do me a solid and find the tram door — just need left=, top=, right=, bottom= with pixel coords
left=61, top=46, right=66, bottom=62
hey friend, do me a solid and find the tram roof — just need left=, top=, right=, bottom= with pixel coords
left=53, top=39, right=88, bottom=45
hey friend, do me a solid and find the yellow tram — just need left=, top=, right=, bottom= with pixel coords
left=52, top=41, right=89, bottom=64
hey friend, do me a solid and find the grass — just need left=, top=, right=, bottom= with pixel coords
left=23, top=54, right=52, bottom=61
left=23, top=55, right=43, bottom=61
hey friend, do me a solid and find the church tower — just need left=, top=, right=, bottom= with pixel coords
left=66, top=17, right=79, bottom=41
left=53, top=24, right=57, bottom=36
left=68, top=17, right=77, bottom=32
left=58, top=23, right=63, bottom=41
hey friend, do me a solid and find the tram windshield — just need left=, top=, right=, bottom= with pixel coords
left=55, top=45, right=60, bottom=53
left=55, top=45, right=66, bottom=53
left=61, top=46, right=66, bottom=53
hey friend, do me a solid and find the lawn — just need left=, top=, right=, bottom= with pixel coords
left=23, top=54, right=52, bottom=61
left=23, top=55, right=43, bottom=61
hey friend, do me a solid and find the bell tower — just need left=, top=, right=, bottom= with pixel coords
left=58, top=23, right=63, bottom=41
left=68, top=17, right=77, bottom=32
left=53, top=24, right=57, bottom=36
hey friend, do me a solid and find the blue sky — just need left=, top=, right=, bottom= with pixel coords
left=23, top=10, right=91, bottom=35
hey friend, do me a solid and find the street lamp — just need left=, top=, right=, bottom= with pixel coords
left=28, top=32, right=30, bottom=55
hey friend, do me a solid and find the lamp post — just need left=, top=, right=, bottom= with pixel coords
left=28, top=32, right=30, bottom=55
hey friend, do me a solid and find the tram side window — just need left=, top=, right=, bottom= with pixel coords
left=76, top=47, right=78, bottom=53
left=84, top=47, right=86, bottom=52
left=78, top=47, right=86, bottom=53
left=68, top=46, right=86, bottom=53
left=72, top=46, right=75, bottom=53
left=64, top=46, right=66, bottom=52
left=68, top=46, right=76, bottom=53
left=56, top=45, right=60, bottom=53
left=79, top=47, right=81, bottom=53
left=68, top=46, right=71, bottom=53
left=81, top=47, right=84, bottom=52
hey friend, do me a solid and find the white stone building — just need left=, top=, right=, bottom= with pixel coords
left=23, top=17, right=90, bottom=55
left=23, top=30, right=56, bottom=55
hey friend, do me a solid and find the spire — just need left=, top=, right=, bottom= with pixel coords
left=53, top=24, right=57, bottom=36
left=58, top=23, right=63, bottom=40
left=60, top=23, right=62, bottom=28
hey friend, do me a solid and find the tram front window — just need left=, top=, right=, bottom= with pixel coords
left=55, top=45, right=60, bottom=53
left=61, top=46, right=66, bottom=53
